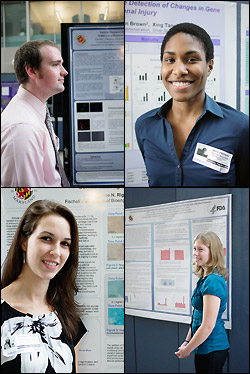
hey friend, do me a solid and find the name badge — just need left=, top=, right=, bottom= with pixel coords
left=3, top=334, right=41, bottom=357
left=192, top=143, right=233, bottom=173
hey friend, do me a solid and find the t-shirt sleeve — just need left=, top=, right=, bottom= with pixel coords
left=201, top=277, right=225, bottom=300
left=74, top=318, right=87, bottom=347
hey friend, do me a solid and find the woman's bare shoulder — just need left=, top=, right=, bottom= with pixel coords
left=1, top=283, right=54, bottom=315
left=1, top=284, right=16, bottom=302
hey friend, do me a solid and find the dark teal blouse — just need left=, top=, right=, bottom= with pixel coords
left=191, top=272, right=230, bottom=354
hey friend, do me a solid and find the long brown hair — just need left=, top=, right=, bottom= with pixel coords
left=192, top=231, right=228, bottom=280
left=1, top=199, right=83, bottom=343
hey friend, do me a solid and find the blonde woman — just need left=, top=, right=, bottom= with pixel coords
left=175, top=232, right=229, bottom=373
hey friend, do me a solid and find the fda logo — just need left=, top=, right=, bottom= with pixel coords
left=208, top=204, right=226, bottom=214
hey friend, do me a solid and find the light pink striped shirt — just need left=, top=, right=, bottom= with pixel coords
left=1, top=86, right=61, bottom=187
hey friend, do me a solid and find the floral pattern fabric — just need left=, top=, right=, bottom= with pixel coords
left=1, top=299, right=86, bottom=373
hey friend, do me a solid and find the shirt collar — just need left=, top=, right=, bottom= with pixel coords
left=203, top=94, right=224, bottom=118
left=156, top=93, right=224, bottom=120
left=17, top=86, right=47, bottom=122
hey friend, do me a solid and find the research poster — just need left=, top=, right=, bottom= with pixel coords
left=69, top=24, right=124, bottom=185
left=125, top=1, right=237, bottom=186
left=125, top=194, right=232, bottom=329
left=1, top=188, right=124, bottom=373
left=240, top=3, right=249, bottom=116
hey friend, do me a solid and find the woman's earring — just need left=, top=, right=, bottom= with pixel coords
left=23, top=251, right=26, bottom=264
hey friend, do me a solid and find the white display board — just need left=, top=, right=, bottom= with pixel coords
left=125, top=194, right=232, bottom=329
left=69, top=24, right=124, bottom=186
left=240, top=3, right=249, bottom=116
left=125, top=1, right=237, bottom=186
left=1, top=188, right=124, bottom=373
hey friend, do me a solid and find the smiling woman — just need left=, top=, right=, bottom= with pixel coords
left=1, top=200, right=87, bottom=373
left=135, top=22, right=249, bottom=187
left=175, top=232, right=229, bottom=373
left=20, top=214, right=71, bottom=280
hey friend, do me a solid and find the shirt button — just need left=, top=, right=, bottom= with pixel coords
left=177, top=164, right=181, bottom=168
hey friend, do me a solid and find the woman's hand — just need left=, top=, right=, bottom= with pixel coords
left=174, top=343, right=191, bottom=359
left=178, top=341, right=188, bottom=349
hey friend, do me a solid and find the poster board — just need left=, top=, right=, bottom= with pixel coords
left=240, top=3, right=249, bottom=116
left=125, top=194, right=232, bottom=329
left=1, top=81, right=19, bottom=111
left=62, top=23, right=124, bottom=186
left=1, top=188, right=124, bottom=373
left=125, top=1, right=237, bottom=186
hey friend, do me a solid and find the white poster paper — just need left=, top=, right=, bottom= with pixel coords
left=240, top=3, right=249, bottom=116
left=1, top=188, right=124, bottom=373
left=125, top=194, right=232, bottom=329
left=69, top=24, right=124, bottom=185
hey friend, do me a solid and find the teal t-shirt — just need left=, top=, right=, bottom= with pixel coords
left=191, top=272, right=230, bottom=354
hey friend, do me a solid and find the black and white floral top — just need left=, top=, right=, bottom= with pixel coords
left=1, top=299, right=87, bottom=373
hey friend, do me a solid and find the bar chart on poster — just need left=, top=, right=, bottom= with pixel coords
left=125, top=1, right=237, bottom=186
left=125, top=194, right=232, bottom=329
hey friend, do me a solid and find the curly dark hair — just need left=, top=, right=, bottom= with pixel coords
left=160, top=23, right=214, bottom=63
left=14, top=39, right=59, bottom=84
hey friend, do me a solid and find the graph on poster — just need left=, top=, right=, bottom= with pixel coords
left=175, top=297, right=186, bottom=309
left=161, top=249, right=170, bottom=261
left=125, top=1, right=237, bottom=186
left=125, top=194, right=232, bottom=329
left=175, top=250, right=184, bottom=261
left=158, top=297, right=168, bottom=307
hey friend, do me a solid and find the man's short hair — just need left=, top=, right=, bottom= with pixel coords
left=160, top=23, right=214, bottom=63
left=14, top=39, right=59, bottom=84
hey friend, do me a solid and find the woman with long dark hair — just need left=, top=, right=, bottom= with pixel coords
left=1, top=199, right=86, bottom=373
